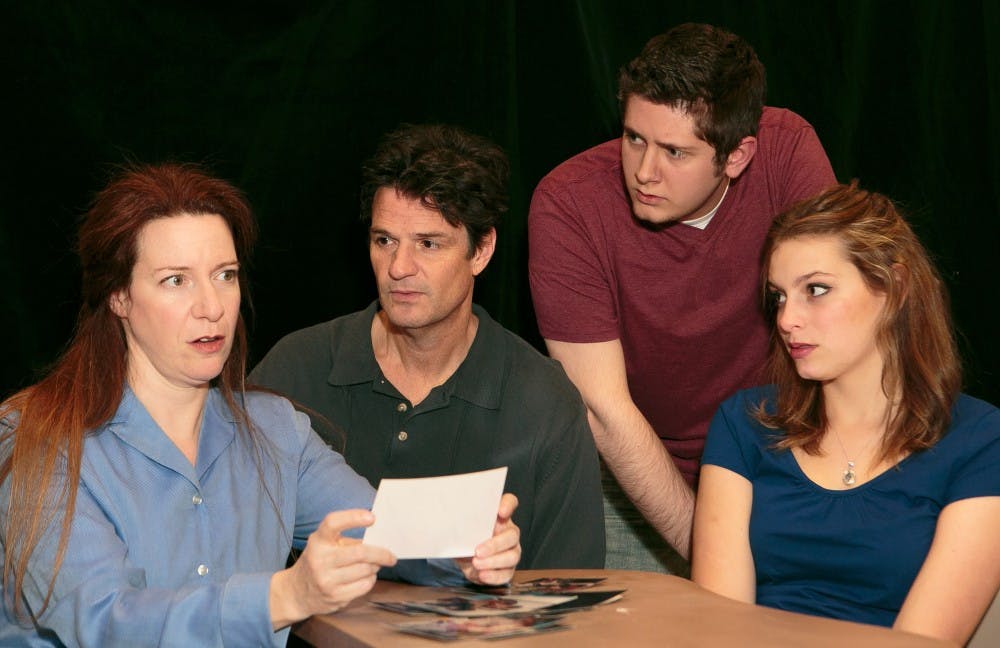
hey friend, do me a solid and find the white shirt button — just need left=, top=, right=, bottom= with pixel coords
left=197, top=564, right=209, bottom=576
left=192, top=493, right=203, bottom=505
left=398, top=431, right=408, bottom=441
left=396, top=402, right=408, bottom=413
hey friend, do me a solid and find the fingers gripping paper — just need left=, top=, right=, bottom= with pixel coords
left=362, top=467, right=508, bottom=559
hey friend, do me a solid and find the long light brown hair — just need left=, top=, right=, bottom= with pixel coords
left=755, top=182, right=961, bottom=462
left=1, top=163, right=261, bottom=618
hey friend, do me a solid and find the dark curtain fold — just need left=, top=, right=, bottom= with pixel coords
left=2, top=1, right=997, bottom=405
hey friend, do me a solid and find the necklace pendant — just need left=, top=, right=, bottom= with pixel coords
left=843, top=461, right=856, bottom=486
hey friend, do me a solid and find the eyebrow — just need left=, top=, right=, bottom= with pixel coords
left=623, top=126, right=695, bottom=152
left=370, top=227, right=451, bottom=240
left=769, top=270, right=834, bottom=289
left=153, top=260, right=239, bottom=273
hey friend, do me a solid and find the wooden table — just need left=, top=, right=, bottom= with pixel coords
left=293, top=569, right=955, bottom=647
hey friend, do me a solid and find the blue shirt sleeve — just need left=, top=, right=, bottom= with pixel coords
left=288, top=408, right=467, bottom=586
left=943, top=396, right=1000, bottom=504
left=290, top=407, right=376, bottom=545
left=701, top=388, right=767, bottom=480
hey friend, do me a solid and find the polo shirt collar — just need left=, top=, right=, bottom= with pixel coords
left=326, top=301, right=506, bottom=410
left=326, top=301, right=384, bottom=385
left=450, top=304, right=505, bottom=410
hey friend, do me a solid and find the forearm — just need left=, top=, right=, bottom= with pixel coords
left=590, top=407, right=694, bottom=559
left=544, top=338, right=694, bottom=558
left=690, top=465, right=755, bottom=602
left=269, top=568, right=307, bottom=631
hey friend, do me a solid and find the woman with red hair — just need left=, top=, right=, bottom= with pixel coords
left=0, top=163, right=520, bottom=646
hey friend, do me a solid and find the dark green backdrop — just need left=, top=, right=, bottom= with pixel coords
left=3, top=2, right=998, bottom=406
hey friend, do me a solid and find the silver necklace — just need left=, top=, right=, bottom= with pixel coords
left=830, top=429, right=879, bottom=486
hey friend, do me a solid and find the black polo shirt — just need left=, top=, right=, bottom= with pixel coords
left=250, top=301, right=605, bottom=568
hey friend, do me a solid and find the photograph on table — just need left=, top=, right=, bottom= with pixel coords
left=395, top=593, right=576, bottom=617
left=392, top=614, right=568, bottom=641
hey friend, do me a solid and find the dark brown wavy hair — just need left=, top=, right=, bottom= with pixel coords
left=755, top=182, right=961, bottom=461
left=1, top=162, right=264, bottom=619
left=618, top=23, right=766, bottom=169
left=359, top=123, right=509, bottom=254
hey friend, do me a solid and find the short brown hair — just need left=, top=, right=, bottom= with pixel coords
left=360, top=124, right=508, bottom=253
left=618, top=23, right=766, bottom=169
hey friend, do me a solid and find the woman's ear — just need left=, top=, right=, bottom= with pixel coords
left=109, top=290, right=130, bottom=318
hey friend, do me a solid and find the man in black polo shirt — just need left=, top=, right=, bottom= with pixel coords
left=250, top=124, right=604, bottom=569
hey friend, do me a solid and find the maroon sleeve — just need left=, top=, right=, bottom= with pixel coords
left=765, top=113, right=837, bottom=210
left=528, top=176, right=620, bottom=344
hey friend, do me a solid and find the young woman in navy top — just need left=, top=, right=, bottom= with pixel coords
left=693, top=182, right=999, bottom=645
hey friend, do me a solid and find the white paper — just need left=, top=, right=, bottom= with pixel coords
left=362, top=466, right=508, bottom=559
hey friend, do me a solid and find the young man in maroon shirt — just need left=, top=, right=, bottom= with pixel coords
left=529, top=23, right=835, bottom=573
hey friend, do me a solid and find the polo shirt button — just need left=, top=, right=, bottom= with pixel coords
left=398, top=431, right=408, bottom=441
left=192, top=493, right=203, bottom=505
left=396, top=402, right=408, bottom=413
left=197, top=564, right=209, bottom=576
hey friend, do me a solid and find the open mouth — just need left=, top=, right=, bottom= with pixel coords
left=191, top=336, right=225, bottom=352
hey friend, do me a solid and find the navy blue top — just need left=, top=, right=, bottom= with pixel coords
left=702, top=386, right=1000, bottom=627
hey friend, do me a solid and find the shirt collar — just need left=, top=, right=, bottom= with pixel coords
left=448, top=304, right=505, bottom=410
left=327, top=301, right=506, bottom=410
left=106, top=386, right=236, bottom=481
left=681, top=177, right=730, bottom=230
left=326, top=301, right=385, bottom=385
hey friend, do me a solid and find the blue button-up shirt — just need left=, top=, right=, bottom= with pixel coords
left=2, top=388, right=458, bottom=647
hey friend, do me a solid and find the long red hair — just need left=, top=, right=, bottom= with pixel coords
left=1, top=162, right=259, bottom=618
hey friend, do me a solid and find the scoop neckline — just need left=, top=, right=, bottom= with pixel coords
left=786, top=448, right=914, bottom=495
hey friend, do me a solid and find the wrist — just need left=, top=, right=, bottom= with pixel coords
left=269, top=568, right=308, bottom=630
